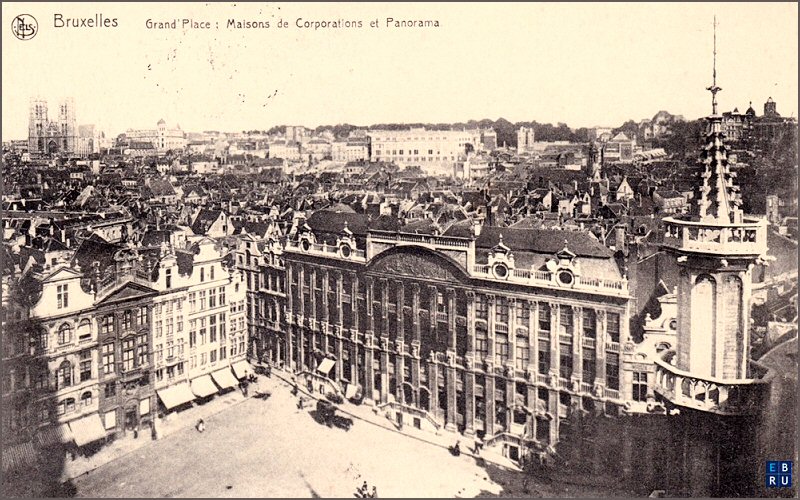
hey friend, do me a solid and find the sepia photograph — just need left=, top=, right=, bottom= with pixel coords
left=1, top=2, right=798, bottom=498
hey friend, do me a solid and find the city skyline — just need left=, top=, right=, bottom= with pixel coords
left=2, top=2, right=798, bottom=141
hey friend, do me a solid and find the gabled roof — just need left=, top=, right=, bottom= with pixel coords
left=95, top=281, right=158, bottom=306
left=190, top=209, right=224, bottom=235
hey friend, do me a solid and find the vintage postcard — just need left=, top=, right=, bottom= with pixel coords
left=1, top=2, right=797, bottom=498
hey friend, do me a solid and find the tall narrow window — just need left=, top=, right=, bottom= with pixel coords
left=122, top=338, right=135, bottom=371
left=57, top=284, right=69, bottom=309
left=559, top=307, right=574, bottom=336
left=632, top=372, right=648, bottom=401
left=475, top=295, right=488, bottom=321
left=122, top=310, right=133, bottom=330
left=475, top=324, right=488, bottom=358
left=137, top=334, right=148, bottom=365
left=516, top=336, right=530, bottom=370
left=80, top=350, right=92, bottom=381
left=538, top=304, right=551, bottom=334
left=538, top=340, right=550, bottom=374
left=57, top=361, right=72, bottom=389
left=496, top=333, right=509, bottom=363
left=607, top=313, right=620, bottom=343
left=606, top=353, right=620, bottom=390
left=582, top=309, right=596, bottom=338
left=58, top=323, right=73, bottom=344
left=102, top=343, right=115, bottom=374
left=582, top=349, right=596, bottom=383
left=495, top=297, right=509, bottom=325
left=515, top=301, right=530, bottom=325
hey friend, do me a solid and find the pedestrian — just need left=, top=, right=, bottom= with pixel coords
left=196, top=419, right=205, bottom=433
left=474, top=435, right=483, bottom=455
left=371, top=486, right=378, bottom=498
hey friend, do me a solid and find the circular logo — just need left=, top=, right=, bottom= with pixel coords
left=11, top=14, right=37, bottom=40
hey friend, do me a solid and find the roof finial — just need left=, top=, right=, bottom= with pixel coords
left=706, top=16, right=722, bottom=115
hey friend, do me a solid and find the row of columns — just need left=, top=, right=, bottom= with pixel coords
left=279, top=262, right=627, bottom=445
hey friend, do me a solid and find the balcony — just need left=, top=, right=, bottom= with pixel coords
left=369, top=230, right=472, bottom=249
left=652, top=350, right=768, bottom=416
left=606, top=341, right=620, bottom=353
left=662, top=216, right=768, bottom=257
left=471, top=265, right=628, bottom=297
left=582, top=337, right=596, bottom=349
left=285, top=240, right=366, bottom=262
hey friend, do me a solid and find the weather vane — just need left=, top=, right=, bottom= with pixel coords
left=706, top=16, right=722, bottom=115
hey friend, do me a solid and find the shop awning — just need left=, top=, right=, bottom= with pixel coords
left=191, top=375, right=219, bottom=398
left=211, top=368, right=239, bottom=389
left=69, top=414, right=108, bottom=447
left=157, top=383, right=196, bottom=409
left=36, top=423, right=74, bottom=448
left=345, top=384, right=358, bottom=399
left=231, top=360, right=252, bottom=379
left=317, top=358, right=335, bottom=375
left=2, top=441, right=38, bottom=472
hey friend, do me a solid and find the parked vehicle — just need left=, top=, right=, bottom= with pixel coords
left=330, top=414, right=354, bottom=431
left=316, top=399, right=354, bottom=430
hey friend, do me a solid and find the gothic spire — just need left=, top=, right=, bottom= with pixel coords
left=706, top=16, right=722, bottom=116
left=695, top=16, right=743, bottom=225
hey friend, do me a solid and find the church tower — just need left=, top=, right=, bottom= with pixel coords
left=655, top=19, right=769, bottom=414
left=28, top=97, right=48, bottom=153
left=58, top=97, right=77, bottom=153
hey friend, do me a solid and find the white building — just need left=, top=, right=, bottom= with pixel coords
left=332, top=139, right=370, bottom=162
left=124, top=119, right=187, bottom=152
left=368, top=127, right=490, bottom=174
left=149, top=238, right=248, bottom=409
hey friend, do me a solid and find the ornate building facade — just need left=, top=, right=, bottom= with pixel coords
left=246, top=211, right=632, bottom=459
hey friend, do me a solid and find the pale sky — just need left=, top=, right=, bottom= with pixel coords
left=2, top=2, right=798, bottom=140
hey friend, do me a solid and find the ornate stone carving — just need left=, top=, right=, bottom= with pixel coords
left=464, top=354, right=474, bottom=370
left=368, top=250, right=464, bottom=283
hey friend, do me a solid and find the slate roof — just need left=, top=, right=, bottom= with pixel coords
left=474, top=226, right=613, bottom=258
left=190, top=209, right=223, bottom=235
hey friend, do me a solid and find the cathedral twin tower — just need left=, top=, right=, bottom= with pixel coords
left=28, top=97, right=77, bottom=155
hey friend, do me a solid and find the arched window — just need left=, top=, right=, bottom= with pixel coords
left=78, top=319, right=92, bottom=342
left=81, top=391, right=93, bottom=407
left=64, top=398, right=75, bottom=413
left=58, top=323, right=73, bottom=344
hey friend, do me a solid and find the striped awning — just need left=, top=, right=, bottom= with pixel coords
left=2, top=441, right=38, bottom=472
left=191, top=375, right=219, bottom=398
left=231, top=360, right=252, bottom=379
left=36, top=424, right=74, bottom=448
left=211, top=368, right=239, bottom=389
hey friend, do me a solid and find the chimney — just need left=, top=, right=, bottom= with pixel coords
left=615, top=226, right=626, bottom=253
